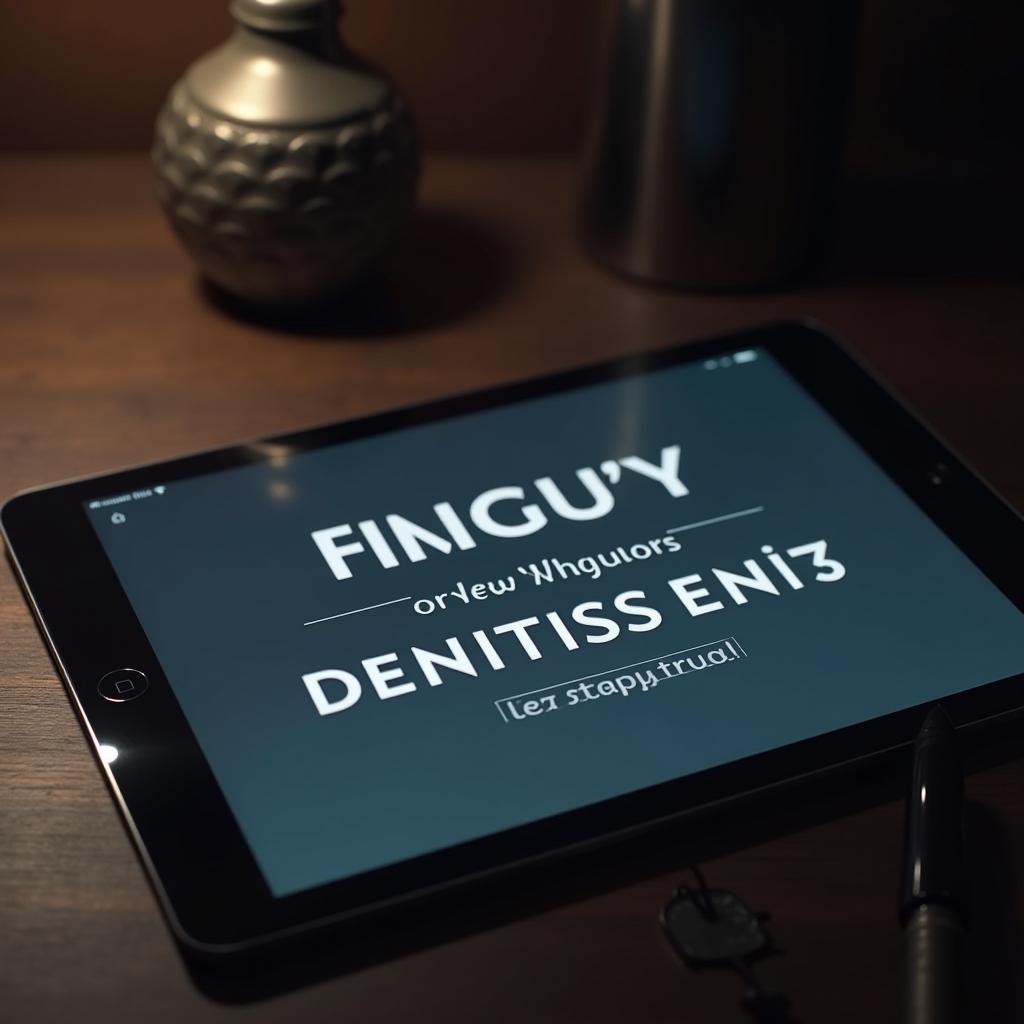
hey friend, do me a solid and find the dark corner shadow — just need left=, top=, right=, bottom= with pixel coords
left=200, top=206, right=519, bottom=338
left=826, top=167, right=1024, bottom=285
left=965, top=800, right=1021, bottom=1024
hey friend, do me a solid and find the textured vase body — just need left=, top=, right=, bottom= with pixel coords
left=154, top=0, right=418, bottom=304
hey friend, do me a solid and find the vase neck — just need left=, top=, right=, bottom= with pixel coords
left=241, top=24, right=344, bottom=64
left=230, top=0, right=344, bottom=59
left=185, top=0, right=388, bottom=128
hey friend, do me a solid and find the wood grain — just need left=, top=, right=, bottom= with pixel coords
left=0, top=154, right=1022, bottom=1023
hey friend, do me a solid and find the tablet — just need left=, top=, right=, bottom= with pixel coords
left=4, top=321, right=1023, bottom=955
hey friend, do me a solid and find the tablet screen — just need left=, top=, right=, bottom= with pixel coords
left=82, top=347, right=1024, bottom=898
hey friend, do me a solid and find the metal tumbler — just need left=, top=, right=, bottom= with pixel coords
left=580, top=0, right=860, bottom=290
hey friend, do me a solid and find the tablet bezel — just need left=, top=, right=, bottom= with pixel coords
left=3, top=320, right=1023, bottom=954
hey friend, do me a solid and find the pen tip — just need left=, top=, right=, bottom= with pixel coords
left=919, top=703, right=954, bottom=739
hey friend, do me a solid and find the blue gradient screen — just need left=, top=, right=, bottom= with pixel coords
left=85, top=348, right=1024, bottom=897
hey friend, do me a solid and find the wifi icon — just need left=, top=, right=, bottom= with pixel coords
left=154, top=486, right=166, bottom=495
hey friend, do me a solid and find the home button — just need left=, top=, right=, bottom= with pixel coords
left=98, top=669, right=149, bottom=702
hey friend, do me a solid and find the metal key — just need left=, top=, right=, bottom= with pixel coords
left=662, top=867, right=799, bottom=1023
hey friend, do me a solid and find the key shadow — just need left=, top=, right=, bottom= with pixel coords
left=201, top=205, right=520, bottom=338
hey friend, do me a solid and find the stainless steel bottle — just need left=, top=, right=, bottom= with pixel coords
left=580, top=0, right=859, bottom=290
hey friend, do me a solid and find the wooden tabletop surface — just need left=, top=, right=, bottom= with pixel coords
left=1, top=154, right=1022, bottom=1024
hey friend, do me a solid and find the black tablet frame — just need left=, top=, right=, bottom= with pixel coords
left=3, top=320, right=1023, bottom=954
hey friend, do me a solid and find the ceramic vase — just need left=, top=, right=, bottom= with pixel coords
left=153, top=0, right=419, bottom=305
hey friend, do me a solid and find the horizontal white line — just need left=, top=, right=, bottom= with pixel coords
left=666, top=506, right=764, bottom=534
left=303, top=596, right=411, bottom=627
left=494, top=638, right=743, bottom=705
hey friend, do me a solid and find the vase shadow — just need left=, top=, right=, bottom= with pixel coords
left=201, top=206, right=519, bottom=338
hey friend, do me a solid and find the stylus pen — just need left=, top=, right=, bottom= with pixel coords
left=900, top=705, right=969, bottom=1024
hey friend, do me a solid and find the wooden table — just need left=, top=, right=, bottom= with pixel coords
left=1, top=154, right=1022, bottom=1023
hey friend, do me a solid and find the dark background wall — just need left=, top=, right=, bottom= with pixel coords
left=1, top=0, right=1021, bottom=173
